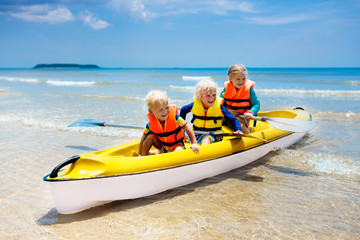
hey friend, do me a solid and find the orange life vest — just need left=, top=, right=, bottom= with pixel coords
left=222, top=80, right=255, bottom=114
left=147, top=105, right=184, bottom=150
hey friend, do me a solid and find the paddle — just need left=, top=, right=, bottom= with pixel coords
left=193, top=130, right=267, bottom=142
left=241, top=115, right=317, bottom=133
left=68, top=119, right=144, bottom=129
left=68, top=119, right=267, bottom=141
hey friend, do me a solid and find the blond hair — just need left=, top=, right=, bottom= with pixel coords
left=228, top=64, right=247, bottom=77
left=194, top=79, right=218, bottom=99
left=146, top=90, right=169, bottom=111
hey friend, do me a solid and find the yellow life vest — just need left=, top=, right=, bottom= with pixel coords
left=191, top=97, right=224, bottom=131
left=223, top=80, right=255, bottom=114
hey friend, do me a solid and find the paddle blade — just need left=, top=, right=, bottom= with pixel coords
left=264, top=117, right=317, bottom=132
left=68, top=119, right=105, bottom=127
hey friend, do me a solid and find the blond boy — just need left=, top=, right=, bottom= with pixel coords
left=139, top=90, right=199, bottom=156
left=180, top=80, right=242, bottom=145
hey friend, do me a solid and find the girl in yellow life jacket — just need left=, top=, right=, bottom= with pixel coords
left=139, top=90, right=199, bottom=156
left=220, top=64, right=260, bottom=134
left=180, top=80, right=242, bottom=146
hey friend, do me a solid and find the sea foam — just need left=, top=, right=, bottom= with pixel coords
left=182, top=76, right=213, bottom=81
left=306, top=152, right=360, bottom=179
left=313, top=111, right=360, bottom=121
left=169, top=85, right=195, bottom=91
left=0, top=76, right=40, bottom=83
left=81, top=95, right=145, bottom=102
left=257, top=89, right=360, bottom=97
left=46, top=80, right=97, bottom=86
left=280, top=148, right=360, bottom=179
left=0, top=114, right=141, bottom=138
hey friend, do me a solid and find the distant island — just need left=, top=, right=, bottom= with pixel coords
left=33, top=64, right=100, bottom=69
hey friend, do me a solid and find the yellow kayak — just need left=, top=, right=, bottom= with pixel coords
left=43, top=108, right=316, bottom=214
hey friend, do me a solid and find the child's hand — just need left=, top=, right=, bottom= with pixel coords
left=243, top=112, right=254, bottom=119
left=234, top=130, right=243, bottom=134
left=189, top=143, right=199, bottom=153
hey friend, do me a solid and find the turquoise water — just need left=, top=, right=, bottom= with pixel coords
left=0, top=68, right=359, bottom=239
left=1, top=67, right=359, bottom=156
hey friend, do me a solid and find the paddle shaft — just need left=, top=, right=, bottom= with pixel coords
left=68, top=119, right=267, bottom=141
left=193, top=130, right=267, bottom=142
left=104, top=123, right=264, bottom=140
left=105, top=122, right=265, bottom=141
left=103, top=123, right=143, bottom=129
left=240, top=115, right=317, bottom=132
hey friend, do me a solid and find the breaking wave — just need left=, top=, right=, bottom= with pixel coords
left=168, top=86, right=360, bottom=98
left=0, top=76, right=40, bottom=83
left=0, top=114, right=142, bottom=138
left=257, top=89, right=360, bottom=97
left=169, top=85, right=195, bottom=91
left=312, top=111, right=360, bottom=121
left=182, top=76, right=213, bottom=81
left=0, top=76, right=112, bottom=87
left=306, top=152, right=360, bottom=179
left=81, top=95, right=144, bottom=102
left=46, top=80, right=99, bottom=86
left=280, top=149, right=360, bottom=180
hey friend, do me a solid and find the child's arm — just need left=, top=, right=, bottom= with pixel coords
left=184, top=124, right=200, bottom=153
left=179, top=102, right=194, bottom=119
left=244, top=88, right=260, bottom=119
left=220, top=88, right=225, bottom=98
left=221, top=105, right=243, bottom=133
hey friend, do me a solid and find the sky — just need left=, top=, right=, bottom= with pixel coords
left=0, top=0, right=359, bottom=68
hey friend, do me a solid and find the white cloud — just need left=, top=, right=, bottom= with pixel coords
left=244, top=14, right=310, bottom=25
left=107, top=0, right=156, bottom=20
left=9, top=4, right=75, bottom=23
left=79, top=10, right=110, bottom=29
left=7, top=4, right=109, bottom=30
left=148, top=0, right=255, bottom=16
left=209, top=0, right=255, bottom=15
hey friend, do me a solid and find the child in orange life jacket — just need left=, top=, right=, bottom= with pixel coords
left=180, top=79, right=242, bottom=145
left=220, top=64, right=260, bottom=134
left=138, top=90, right=199, bottom=156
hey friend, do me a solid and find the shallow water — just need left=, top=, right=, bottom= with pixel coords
left=1, top=68, right=359, bottom=239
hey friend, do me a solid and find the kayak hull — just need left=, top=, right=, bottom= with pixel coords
left=44, top=109, right=313, bottom=214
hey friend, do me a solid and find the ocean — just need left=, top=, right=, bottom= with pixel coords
left=0, top=67, right=359, bottom=239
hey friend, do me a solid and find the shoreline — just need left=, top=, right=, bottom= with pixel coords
left=1, top=119, right=359, bottom=239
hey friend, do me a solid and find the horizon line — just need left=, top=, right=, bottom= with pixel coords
left=1, top=66, right=360, bottom=69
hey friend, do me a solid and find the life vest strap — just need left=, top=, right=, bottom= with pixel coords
left=225, top=105, right=252, bottom=111
left=223, top=98, right=251, bottom=103
left=193, top=126, right=222, bottom=132
left=191, top=114, right=223, bottom=121
left=159, top=138, right=184, bottom=147
left=152, top=126, right=182, bottom=137
left=191, top=114, right=223, bottom=125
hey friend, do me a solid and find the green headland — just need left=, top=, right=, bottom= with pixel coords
left=33, top=64, right=100, bottom=69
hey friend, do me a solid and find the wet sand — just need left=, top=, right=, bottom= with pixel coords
left=1, top=122, right=359, bottom=239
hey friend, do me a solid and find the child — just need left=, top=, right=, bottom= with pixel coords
left=220, top=64, right=260, bottom=134
left=139, top=90, right=199, bottom=156
left=180, top=79, right=242, bottom=146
